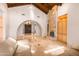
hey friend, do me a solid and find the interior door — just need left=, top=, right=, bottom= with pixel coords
left=57, top=14, right=67, bottom=43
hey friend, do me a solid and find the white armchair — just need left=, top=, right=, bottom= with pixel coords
left=0, top=37, right=17, bottom=56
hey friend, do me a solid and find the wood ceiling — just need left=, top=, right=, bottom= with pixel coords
left=7, top=3, right=62, bottom=14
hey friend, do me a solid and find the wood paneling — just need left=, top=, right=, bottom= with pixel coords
left=33, top=3, right=49, bottom=14
left=7, top=3, right=31, bottom=7
left=57, top=14, right=67, bottom=43
left=7, top=3, right=62, bottom=14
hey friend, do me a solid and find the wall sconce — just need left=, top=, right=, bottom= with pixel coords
left=37, top=16, right=40, bottom=18
left=22, top=13, right=25, bottom=16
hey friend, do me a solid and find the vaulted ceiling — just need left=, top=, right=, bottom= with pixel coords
left=7, top=3, right=62, bottom=14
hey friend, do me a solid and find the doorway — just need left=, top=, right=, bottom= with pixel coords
left=24, top=24, right=31, bottom=34
left=57, top=14, right=67, bottom=43
left=17, top=20, right=42, bottom=40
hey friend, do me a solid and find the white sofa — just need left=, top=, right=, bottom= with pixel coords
left=0, top=37, right=17, bottom=56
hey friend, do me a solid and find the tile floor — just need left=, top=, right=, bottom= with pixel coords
left=14, top=35, right=79, bottom=56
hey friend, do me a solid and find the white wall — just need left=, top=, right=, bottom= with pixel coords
left=57, top=3, right=79, bottom=49
left=68, top=4, right=79, bottom=49
left=58, top=3, right=70, bottom=16
left=32, top=21, right=42, bottom=36
left=32, top=6, right=48, bottom=36
left=0, top=9, right=2, bottom=15
left=17, top=23, right=24, bottom=36
left=3, top=4, right=8, bottom=40
left=8, top=5, right=48, bottom=39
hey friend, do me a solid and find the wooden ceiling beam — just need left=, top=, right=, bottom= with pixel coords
left=41, top=3, right=49, bottom=9
left=33, top=3, right=49, bottom=14
left=7, top=3, right=31, bottom=7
